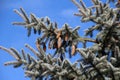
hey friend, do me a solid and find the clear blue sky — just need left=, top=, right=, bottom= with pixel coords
left=0, top=0, right=92, bottom=80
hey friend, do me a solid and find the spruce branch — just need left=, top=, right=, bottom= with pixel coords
left=12, top=8, right=95, bottom=58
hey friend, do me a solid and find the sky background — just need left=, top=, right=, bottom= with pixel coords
left=0, top=0, right=94, bottom=80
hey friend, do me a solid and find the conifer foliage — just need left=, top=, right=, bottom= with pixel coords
left=1, top=0, right=120, bottom=80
